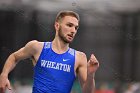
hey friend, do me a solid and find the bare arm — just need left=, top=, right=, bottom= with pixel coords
left=0, top=40, right=38, bottom=93
left=77, top=53, right=99, bottom=93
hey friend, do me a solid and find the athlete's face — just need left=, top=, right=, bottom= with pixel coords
left=55, top=16, right=79, bottom=43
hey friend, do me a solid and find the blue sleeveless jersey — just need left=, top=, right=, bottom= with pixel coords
left=32, top=42, right=76, bottom=93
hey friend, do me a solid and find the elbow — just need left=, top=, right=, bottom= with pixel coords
left=9, top=53, right=19, bottom=64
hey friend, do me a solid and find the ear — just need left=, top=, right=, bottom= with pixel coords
left=54, top=22, right=60, bottom=31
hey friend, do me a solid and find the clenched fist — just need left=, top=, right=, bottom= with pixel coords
left=87, top=54, right=99, bottom=77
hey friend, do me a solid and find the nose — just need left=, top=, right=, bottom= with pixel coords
left=71, top=27, right=77, bottom=34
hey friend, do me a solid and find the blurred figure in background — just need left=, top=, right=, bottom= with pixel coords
left=124, top=83, right=140, bottom=93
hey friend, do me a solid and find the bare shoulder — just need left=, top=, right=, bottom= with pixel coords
left=76, top=51, right=86, bottom=58
left=25, top=40, right=43, bottom=50
left=76, top=51, right=87, bottom=65
left=23, top=40, right=44, bottom=56
left=26, top=40, right=40, bottom=47
left=11, top=40, right=44, bottom=62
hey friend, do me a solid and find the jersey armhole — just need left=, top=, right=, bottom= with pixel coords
left=34, top=42, right=46, bottom=67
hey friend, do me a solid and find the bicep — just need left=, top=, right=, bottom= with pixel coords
left=77, top=53, right=88, bottom=88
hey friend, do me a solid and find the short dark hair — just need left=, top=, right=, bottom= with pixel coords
left=55, top=10, right=80, bottom=22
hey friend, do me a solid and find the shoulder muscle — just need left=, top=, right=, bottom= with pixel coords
left=76, top=51, right=87, bottom=66
left=13, top=40, right=40, bottom=61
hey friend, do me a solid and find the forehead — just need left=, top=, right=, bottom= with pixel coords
left=62, top=16, right=79, bottom=26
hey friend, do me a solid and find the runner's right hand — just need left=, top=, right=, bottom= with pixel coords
left=0, top=74, right=11, bottom=93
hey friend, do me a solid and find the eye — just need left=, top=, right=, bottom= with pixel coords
left=75, top=26, right=79, bottom=30
left=67, top=23, right=73, bottom=27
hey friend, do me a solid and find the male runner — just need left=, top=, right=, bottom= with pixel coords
left=0, top=10, right=99, bottom=93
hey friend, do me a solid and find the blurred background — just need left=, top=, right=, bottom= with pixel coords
left=0, top=0, right=140, bottom=93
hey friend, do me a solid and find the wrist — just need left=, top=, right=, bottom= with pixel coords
left=87, top=73, right=95, bottom=79
left=1, top=72, right=8, bottom=78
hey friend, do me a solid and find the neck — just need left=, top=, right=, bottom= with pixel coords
left=52, top=37, right=69, bottom=54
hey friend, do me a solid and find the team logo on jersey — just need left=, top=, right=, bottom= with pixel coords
left=63, top=59, right=70, bottom=61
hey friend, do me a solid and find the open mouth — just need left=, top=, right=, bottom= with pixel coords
left=67, top=34, right=73, bottom=38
